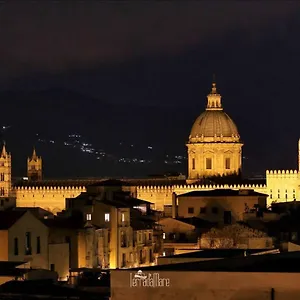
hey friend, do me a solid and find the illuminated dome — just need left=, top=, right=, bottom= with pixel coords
left=188, top=82, right=240, bottom=143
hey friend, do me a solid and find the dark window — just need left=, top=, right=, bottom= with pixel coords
left=0, top=173, right=4, bottom=181
left=14, top=238, right=18, bottom=256
left=188, top=207, right=194, bottom=214
left=25, top=232, right=32, bottom=255
left=192, top=158, right=195, bottom=170
left=36, top=236, right=41, bottom=254
left=200, top=207, right=207, bottom=214
left=50, top=264, right=55, bottom=272
left=225, top=158, right=230, bottom=170
left=212, top=207, right=219, bottom=214
left=224, top=211, right=232, bottom=225
left=0, top=188, right=4, bottom=196
left=206, top=158, right=212, bottom=170
left=149, top=249, right=153, bottom=262
left=121, top=253, right=126, bottom=267
left=121, top=231, right=127, bottom=247
left=0, top=199, right=3, bottom=206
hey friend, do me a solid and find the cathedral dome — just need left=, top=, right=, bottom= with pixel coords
left=188, top=81, right=241, bottom=143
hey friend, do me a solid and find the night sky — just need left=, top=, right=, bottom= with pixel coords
left=1, top=2, right=300, bottom=178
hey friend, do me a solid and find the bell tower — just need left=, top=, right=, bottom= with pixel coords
left=0, top=143, right=12, bottom=197
left=27, top=147, right=42, bottom=181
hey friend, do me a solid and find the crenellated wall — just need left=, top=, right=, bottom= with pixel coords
left=14, top=186, right=86, bottom=214
left=137, top=183, right=267, bottom=211
left=12, top=168, right=300, bottom=213
left=265, top=170, right=299, bottom=204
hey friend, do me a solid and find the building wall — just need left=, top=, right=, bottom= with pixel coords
left=177, top=194, right=266, bottom=224
left=8, top=211, right=49, bottom=269
left=12, top=170, right=299, bottom=215
left=0, top=230, right=8, bottom=260
left=14, top=186, right=85, bottom=214
left=48, top=243, right=69, bottom=280
left=266, top=170, right=299, bottom=204
left=187, top=142, right=242, bottom=179
left=111, top=270, right=300, bottom=300
left=137, top=184, right=267, bottom=211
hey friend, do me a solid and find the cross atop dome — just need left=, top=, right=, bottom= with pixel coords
left=206, top=76, right=222, bottom=110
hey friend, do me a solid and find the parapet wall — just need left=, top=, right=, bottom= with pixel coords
left=137, top=183, right=267, bottom=211
left=14, top=185, right=86, bottom=213
left=266, top=170, right=298, bottom=178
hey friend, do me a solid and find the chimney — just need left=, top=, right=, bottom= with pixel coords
left=172, top=192, right=178, bottom=218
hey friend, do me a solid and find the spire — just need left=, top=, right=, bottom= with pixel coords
left=206, top=75, right=222, bottom=110
left=1, top=141, right=7, bottom=157
left=32, top=147, right=37, bottom=160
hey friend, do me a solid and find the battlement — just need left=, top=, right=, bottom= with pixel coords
left=14, top=186, right=86, bottom=191
left=266, top=170, right=299, bottom=179
left=266, top=170, right=298, bottom=175
left=137, top=183, right=266, bottom=191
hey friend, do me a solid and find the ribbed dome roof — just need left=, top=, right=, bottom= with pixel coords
left=188, top=81, right=241, bottom=143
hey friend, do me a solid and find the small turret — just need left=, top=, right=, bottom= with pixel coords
left=27, top=147, right=42, bottom=181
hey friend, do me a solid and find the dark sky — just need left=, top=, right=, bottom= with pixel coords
left=1, top=2, right=300, bottom=103
left=1, top=1, right=300, bottom=177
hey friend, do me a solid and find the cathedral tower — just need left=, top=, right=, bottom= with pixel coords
left=0, top=143, right=12, bottom=197
left=186, top=79, right=243, bottom=180
left=27, top=147, right=42, bottom=181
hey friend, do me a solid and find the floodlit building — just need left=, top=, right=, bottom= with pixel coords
left=0, top=78, right=298, bottom=213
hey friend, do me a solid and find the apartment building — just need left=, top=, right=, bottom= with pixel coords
left=0, top=210, right=70, bottom=281
left=65, top=179, right=163, bottom=269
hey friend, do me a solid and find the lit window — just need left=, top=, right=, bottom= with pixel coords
left=121, top=213, right=125, bottom=222
left=105, top=213, right=110, bottom=222
left=163, top=252, right=166, bottom=256
left=163, top=232, right=166, bottom=239
left=86, top=213, right=92, bottom=221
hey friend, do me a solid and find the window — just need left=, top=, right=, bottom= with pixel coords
left=105, top=213, right=110, bottom=222
left=206, top=158, right=212, bottom=170
left=25, top=232, right=32, bottom=255
left=200, top=207, right=207, bottom=214
left=121, top=253, right=126, bottom=267
left=163, top=232, right=166, bottom=240
left=224, top=211, right=232, bottom=225
left=149, top=233, right=152, bottom=241
left=36, top=236, right=41, bottom=254
left=188, top=207, right=194, bottom=214
left=121, top=231, right=127, bottom=247
left=50, top=264, right=55, bottom=272
left=0, top=187, right=4, bottom=196
left=14, top=238, right=18, bottom=256
left=0, top=173, right=4, bottom=181
left=212, top=207, right=219, bottom=214
left=0, top=199, right=3, bottom=206
left=121, top=213, right=125, bottom=222
left=192, top=158, right=195, bottom=170
left=225, top=158, right=230, bottom=170
left=86, top=213, right=92, bottom=221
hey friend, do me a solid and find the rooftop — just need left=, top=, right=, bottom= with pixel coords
left=0, top=211, right=26, bottom=230
left=162, top=248, right=273, bottom=259
left=178, top=189, right=268, bottom=197
left=130, top=250, right=300, bottom=273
